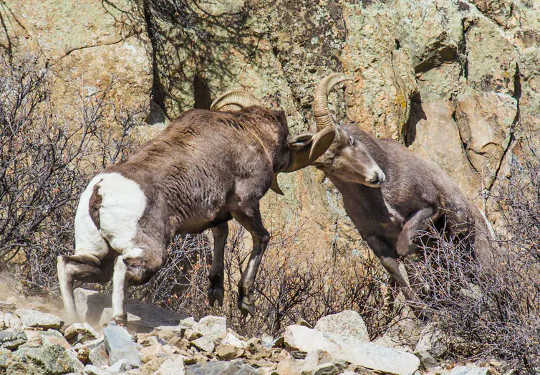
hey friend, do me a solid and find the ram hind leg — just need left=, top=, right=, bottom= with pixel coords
left=208, top=222, right=228, bottom=307
left=57, top=254, right=113, bottom=322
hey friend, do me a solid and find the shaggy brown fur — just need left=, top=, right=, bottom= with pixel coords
left=313, top=123, right=493, bottom=299
left=58, top=106, right=299, bottom=322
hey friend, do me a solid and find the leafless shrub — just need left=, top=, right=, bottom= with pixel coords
left=404, top=144, right=539, bottom=373
left=138, top=217, right=400, bottom=338
left=129, top=233, right=212, bottom=314
left=0, top=52, right=145, bottom=293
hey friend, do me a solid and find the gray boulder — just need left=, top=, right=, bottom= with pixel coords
left=103, top=324, right=141, bottom=368
left=186, top=359, right=258, bottom=375
left=75, top=288, right=112, bottom=323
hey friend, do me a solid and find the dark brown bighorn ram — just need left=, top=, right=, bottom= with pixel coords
left=57, top=91, right=335, bottom=322
left=293, top=73, right=494, bottom=298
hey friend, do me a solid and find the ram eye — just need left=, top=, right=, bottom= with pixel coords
left=349, top=136, right=355, bottom=146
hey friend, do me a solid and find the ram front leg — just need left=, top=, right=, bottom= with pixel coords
left=232, top=204, right=269, bottom=316
left=111, top=256, right=129, bottom=325
left=396, top=207, right=436, bottom=257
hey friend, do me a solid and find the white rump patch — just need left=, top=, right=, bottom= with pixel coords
left=96, top=173, right=147, bottom=254
left=74, top=175, right=109, bottom=259
left=74, top=172, right=147, bottom=259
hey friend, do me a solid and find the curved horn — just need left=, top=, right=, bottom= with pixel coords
left=210, top=90, right=263, bottom=111
left=312, top=73, right=350, bottom=131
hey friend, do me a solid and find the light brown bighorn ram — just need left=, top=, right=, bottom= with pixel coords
left=280, top=73, right=493, bottom=298
left=57, top=91, right=335, bottom=323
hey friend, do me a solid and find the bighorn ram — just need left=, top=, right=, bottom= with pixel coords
left=57, top=91, right=335, bottom=322
left=288, top=73, right=493, bottom=298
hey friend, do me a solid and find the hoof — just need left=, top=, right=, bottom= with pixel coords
left=112, top=314, right=128, bottom=327
left=239, top=297, right=255, bottom=317
left=396, top=238, right=412, bottom=257
left=208, top=287, right=224, bottom=307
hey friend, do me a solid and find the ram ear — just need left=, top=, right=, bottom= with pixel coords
left=284, top=127, right=335, bottom=172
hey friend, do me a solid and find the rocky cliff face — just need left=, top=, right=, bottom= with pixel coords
left=1, top=0, right=538, bottom=253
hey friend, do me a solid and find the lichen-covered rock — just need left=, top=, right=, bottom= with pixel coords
left=15, top=309, right=64, bottom=330
left=341, top=1, right=417, bottom=139
left=0, top=347, right=12, bottom=369
left=0, top=329, right=27, bottom=350
left=215, top=344, right=242, bottom=360
left=9, top=344, right=84, bottom=374
left=24, top=329, right=71, bottom=350
left=408, top=101, right=480, bottom=200
left=0, top=0, right=537, bottom=253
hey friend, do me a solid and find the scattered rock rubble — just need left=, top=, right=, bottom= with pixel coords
left=0, top=288, right=500, bottom=374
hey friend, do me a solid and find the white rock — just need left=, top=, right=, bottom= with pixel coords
left=178, top=317, right=196, bottom=330
left=334, top=336, right=420, bottom=375
left=314, top=310, right=369, bottom=342
left=191, top=335, right=215, bottom=353
left=284, top=325, right=341, bottom=354
left=221, top=331, right=248, bottom=349
left=154, top=354, right=185, bottom=375
left=284, top=324, right=420, bottom=375
left=193, top=316, right=226, bottom=341
left=444, top=366, right=490, bottom=375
